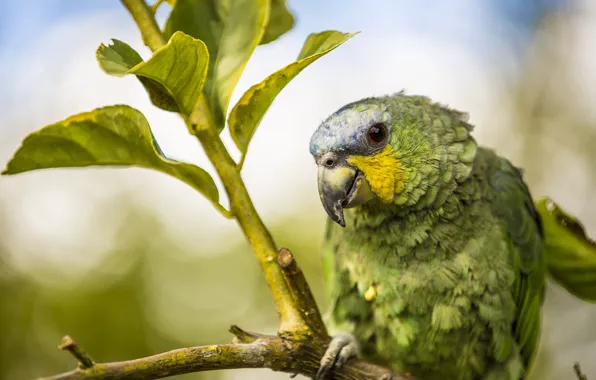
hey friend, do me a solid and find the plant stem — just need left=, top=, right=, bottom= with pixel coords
left=121, top=0, right=166, bottom=51
left=194, top=126, right=309, bottom=334
left=119, top=0, right=309, bottom=335
left=58, top=336, right=94, bottom=369
left=149, top=0, right=167, bottom=14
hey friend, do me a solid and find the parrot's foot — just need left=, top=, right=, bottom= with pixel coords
left=315, top=333, right=360, bottom=379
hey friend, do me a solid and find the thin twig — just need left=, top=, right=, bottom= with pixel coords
left=120, top=0, right=166, bottom=51
left=278, top=247, right=328, bottom=338
left=58, top=336, right=94, bottom=369
left=575, top=362, right=589, bottom=380
left=229, top=325, right=264, bottom=344
left=149, top=0, right=167, bottom=14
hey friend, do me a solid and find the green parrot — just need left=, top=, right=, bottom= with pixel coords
left=308, top=92, right=593, bottom=380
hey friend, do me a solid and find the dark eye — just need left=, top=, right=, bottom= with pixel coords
left=367, top=123, right=387, bottom=144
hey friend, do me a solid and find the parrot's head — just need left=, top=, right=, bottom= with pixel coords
left=309, top=93, right=477, bottom=227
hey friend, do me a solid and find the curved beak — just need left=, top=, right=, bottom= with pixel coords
left=317, top=161, right=374, bottom=227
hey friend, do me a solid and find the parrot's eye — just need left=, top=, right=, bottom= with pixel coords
left=367, top=123, right=387, bottom=144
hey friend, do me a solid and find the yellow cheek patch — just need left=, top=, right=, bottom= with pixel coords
left=347, top=146, right=405, bottom=202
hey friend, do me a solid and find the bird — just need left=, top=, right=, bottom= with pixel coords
left=309, top=92, right=550, bottom=380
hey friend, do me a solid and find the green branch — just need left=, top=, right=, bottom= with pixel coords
left=58, top=336, right=94, bottom=369
left=121, top=0, right=165, bottom=51
left=41, top=328, right=406, bottom=380
left=42, top=250, right=405, bottom=380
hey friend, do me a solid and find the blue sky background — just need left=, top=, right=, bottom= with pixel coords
left=0, top=0, right=569, bottom=134
left=0, top=0, right=567, bottom=55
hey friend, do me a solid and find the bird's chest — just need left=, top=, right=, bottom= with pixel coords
left=331, top=217, right=514, bottom=377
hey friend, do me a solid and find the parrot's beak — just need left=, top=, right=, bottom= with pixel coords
left=317, top=159, right=374, bottom=227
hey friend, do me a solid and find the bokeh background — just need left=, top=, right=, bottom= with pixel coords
left=1, top=0, right=596, bottom=379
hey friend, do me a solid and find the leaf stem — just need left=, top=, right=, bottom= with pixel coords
left=149, top=0, right=167, bottom=14
left=120, top=0, right=166, bottom=51
left=574, top=363, right=589, bottom=380
left=237, top=153, right=247, bottom=171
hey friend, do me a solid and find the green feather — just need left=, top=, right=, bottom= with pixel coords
left=488, top=158, right=545, bottom=369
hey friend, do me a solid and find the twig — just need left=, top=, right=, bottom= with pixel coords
left=120, top=0, right=165, bottom=51
left=575, top=362, right=589, bottom=380
left=58, top=336, right=94, bottom=369
left=149, top=0, right=167, bottom=14
left=278, top=247, right=328, bottom=338
left=43, top=337, right=284, bottom=380
left=229, top=325, right=264, bottom=344
left=192, top=120, right=309, bottom=335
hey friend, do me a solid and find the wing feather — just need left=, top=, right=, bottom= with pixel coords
left=490, top=158, right=545, bottom=368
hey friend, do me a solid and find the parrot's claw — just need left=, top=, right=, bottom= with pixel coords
left=315, top=333, right=360, bottom=379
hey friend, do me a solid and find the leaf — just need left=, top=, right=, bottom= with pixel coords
left=228, top=31, right=357, bottom=156
left=97, top=32, right=209, bottom=116
left=260, top=0, right=295, bottom=45
left=2, top=105, right=220, bottom=207
left=295, top=30, right=358, bottom=60
left=164, top=0, right=269, bottom=129
left=535, top=197, right=596, bottom=302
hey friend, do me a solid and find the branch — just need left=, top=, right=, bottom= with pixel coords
left=278, top=247, right=327, bottom=338
left=42, top=250, right=408, bottom=380
left=58, top=336, right=94, bottom=369
left=42, top=326, right=409, bottom=380
left=193, top=124, right=309, bottom=334
left=575, top=363, right=589, bottom=380
left=43, top=334, right=287, bottom=380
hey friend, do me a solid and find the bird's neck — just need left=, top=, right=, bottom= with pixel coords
left=341, top=153, right=488, bottom=262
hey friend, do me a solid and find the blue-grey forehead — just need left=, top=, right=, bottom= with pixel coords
left=309, top=105, right=386, bottom=157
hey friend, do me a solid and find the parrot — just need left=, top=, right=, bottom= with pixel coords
left=308, top=92, right=593, bottom=380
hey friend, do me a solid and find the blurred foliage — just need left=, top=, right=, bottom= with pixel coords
left=0, top=193, right=327, bottom=379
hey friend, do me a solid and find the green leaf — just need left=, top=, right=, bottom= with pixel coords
left=228, top=31, right=357, bottom=156
left=535, top=197, right=596, bottom=302
left=97, top=32, right=209, bottom=116
left=260, top=0, right=295, bottom=45
left=2, top=105, right=220, bottom=208
left=164, top=0, right=269, bottom=129
left=296, top=30, right=358, bottom=60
